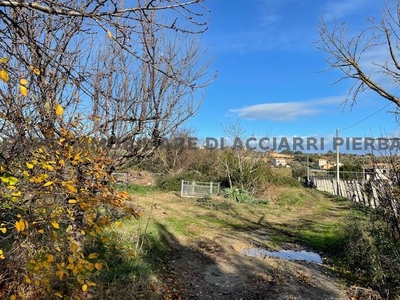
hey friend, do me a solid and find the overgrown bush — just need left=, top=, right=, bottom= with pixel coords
left=0, top=122, right=140, bottom=299
left=222, top=187, right=268, bottom=205
left=219, top=149, right=271, bottom=196
left=344, top=218, right=400, bottom=299
left=267, top=172, right=301, bottom=187
left=223, top=187, right=255, bottom=203
left=291, top=165, right=307, bottom=180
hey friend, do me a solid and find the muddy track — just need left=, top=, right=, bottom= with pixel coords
left=161, top=235, right=349, bottom=300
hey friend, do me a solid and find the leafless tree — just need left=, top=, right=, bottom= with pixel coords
left=317, top=0, right=400, bottom=240
left=89, top=9, right=214, bottom=164
left=219, top=119, right=270, bottom=195
left=0, top=0, right=214, bottom=166
left=317, top=1, right=400, bottom=109
left=153, top=127, right=197, bottom=174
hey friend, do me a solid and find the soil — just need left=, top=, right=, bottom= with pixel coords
left=160, top=234, right=349, bottom=300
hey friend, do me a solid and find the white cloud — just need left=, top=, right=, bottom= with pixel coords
left=262, top=12, right=281, bottom=26
left=229, top=96, right=344, bottom=121
left=215, top=30, right=290, bottom=54
left=321, top=0, right=373, bottom=21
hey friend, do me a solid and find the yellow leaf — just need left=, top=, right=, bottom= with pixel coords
left=88, top=253, right=99, bottom=259
left=115, top=221, right=121, bottom=227
left=95, top=262, right=102, bottom=270
left=118, top=191, right=129, bottom=197
left=82, top=284, right=88, bottom=292
left=0, top=227, right=6, bottom=234
left=24, top=274, right=31, bottom=284
left=66, top=185, right=77, bottom=193
left=19, top=78, right=28, bottom=96
left=29, top=65, right=41, bottom=75
left=26, top=162, right=34, bottom=169
left=1, top=175, right=18, bottom=186
left=38, top=229, right=44, bottom=234
left=107, top=30, right=112, bottom=39
left=87, top=263, right=95, bottom=271
left=19, top=85, right=28, bottom=96
left=44, top=164, right=54, bottom=171
left=31, top=176, right=42, bottom=184
left=68, top=199, right=77, bottom=204
left=0, top=57, right=10, bottom=63
left=0, top=249, right=5, bottom=260
left=55, top=104, right=64, bottom=116
left=43, top=181, right=54, bottom=187
left=11, top=191, right=21, bottom=197
left=55, top=246, right=61, bottom=252
left=0, top=69, right=9, bottom=82
left=55, top=270, right=64, bottom=281
left=10, top=295, right=16, bottom=300
left=46, top=254, right=54, bottom=263
left=70, top=242, right=79, bottom=252
left=15, top=220, right=24, bottom=232
left=51, top=221, right=60, bottom=229
left=54, top=292, right=63, bottom=298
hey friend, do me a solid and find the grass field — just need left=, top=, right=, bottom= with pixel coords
left=96, top=184, right=369, bottom=298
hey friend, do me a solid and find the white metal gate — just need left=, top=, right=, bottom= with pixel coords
left=180, top=180, right=220, bottom=197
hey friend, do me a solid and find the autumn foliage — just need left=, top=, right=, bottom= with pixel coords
left=0, top=64, right=140, bottom=299
left=0, top=1, right=212, bottom=298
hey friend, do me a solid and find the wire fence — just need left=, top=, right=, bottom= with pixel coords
left=180, top=180, right=220, bottom=198
left=307, top=169, right=376, bottom=181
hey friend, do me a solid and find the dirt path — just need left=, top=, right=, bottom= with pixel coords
left=161, top=234, right=348, bottom=300
left=130, top=190, right=364, bottom=299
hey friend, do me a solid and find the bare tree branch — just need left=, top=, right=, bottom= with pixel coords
left=0, top=0, right=215, bottom=167
left=317, top=2, right=400, bottom=109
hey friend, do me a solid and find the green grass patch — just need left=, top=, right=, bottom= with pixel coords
left=81, top=217, right=170, bottom=299
left=275, top=191, right=306, bottom=206
left=114, top=185, right=373, bottom=298
left=116, top=183, right=153, bottom=195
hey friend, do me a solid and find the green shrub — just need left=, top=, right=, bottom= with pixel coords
left=267, top=173, right=301, bottom=187
left=222, top=187, right=268, bottom=205
left=223, top=187, right=255, bottom=203
left=275, top=192, right=305, bottom=205
left=344, top=219, right=400, bottom=299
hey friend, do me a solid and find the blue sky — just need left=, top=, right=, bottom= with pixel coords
left=184, top=0, right=400, bottom=151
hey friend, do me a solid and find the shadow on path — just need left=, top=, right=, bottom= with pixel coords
left=153, top=221, right=348, bottom=300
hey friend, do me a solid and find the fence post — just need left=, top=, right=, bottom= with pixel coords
left=210, top=182, right=213, bottom=194
left=180, top=180, right=184, bottom=197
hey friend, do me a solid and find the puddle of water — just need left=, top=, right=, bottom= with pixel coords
left=242, top=248, right=323, bottom=263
